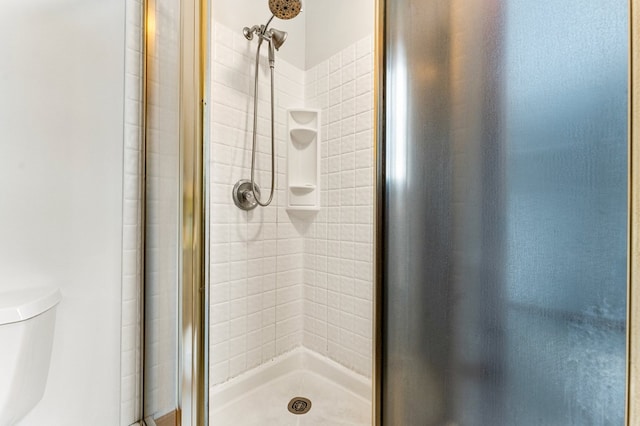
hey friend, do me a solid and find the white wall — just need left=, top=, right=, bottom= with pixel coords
left=0, top=1, right=125, bottom=424
left=304, top=0, right=374, bottom=69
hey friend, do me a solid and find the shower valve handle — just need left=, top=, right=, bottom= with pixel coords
left=232, top=179, right=261, bottom=211
left=243, top=190, right=255, bottom=203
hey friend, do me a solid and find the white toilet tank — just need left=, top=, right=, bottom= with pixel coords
left=0, top=287, right=61, bottom=426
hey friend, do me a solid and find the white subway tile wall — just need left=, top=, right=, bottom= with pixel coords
left=210, top=20, right=374, bottom=386
left=304, top=35, right=374, bottom=378
left=210, top=21, right=306, bottom=386
left=121, top=0, right=144, bottom=424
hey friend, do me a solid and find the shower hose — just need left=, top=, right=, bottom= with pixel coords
left=249, top=37, right=276, bottom=207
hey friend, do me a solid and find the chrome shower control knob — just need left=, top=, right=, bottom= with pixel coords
left=233, top=179, right=261, bottom=211
left=243, top=190, right=255, bottom=203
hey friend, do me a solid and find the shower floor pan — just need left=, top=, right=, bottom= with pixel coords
left=210, top=348, right=371, bottom=425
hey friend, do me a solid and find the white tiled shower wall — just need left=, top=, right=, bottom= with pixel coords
left=302, top=36, right=374, bottom=377
left=209, top=22, right=306, bottom=385
left=210, top=21, right=374, bottom=384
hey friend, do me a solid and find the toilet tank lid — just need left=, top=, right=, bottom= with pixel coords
left=0, top=287, right=61, bottom=325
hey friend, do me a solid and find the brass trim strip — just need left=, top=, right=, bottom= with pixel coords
left=179, top=0, right=208, bottom=424
left=372, top=0, right=385, bottom=424
left=201, top=0, right=211, bottom=421
left=154, top=409, right=181, bottom=426
left=628, top=0, right=638, bottom=424
left=140, top=0, right=149, bottom=420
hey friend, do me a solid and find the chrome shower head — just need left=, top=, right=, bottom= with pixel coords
left=243, top=0, right=298, bottom=67
left=268, top=0, right=303, bottom=20
left=269, top=28, right=288, bottom=51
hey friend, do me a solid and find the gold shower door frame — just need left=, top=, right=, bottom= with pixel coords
left=628, top=1, right=640, bottom=423
left=142, top=0, right=208, bottom=423
left=179, top=0, right=208, bottom=423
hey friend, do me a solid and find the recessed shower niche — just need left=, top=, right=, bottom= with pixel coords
left=287, top=108, right=321, bottom=212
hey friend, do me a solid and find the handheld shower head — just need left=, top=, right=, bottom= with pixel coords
left=268, top=0, right=303, bottom=20
left=269, top=28, right=288, bottom=51
left=266, top=28, right=287, bottom=67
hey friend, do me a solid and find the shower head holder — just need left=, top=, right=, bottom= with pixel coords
left=243, top=25, right=286, bottom=48
left=243, top=25, right=263, bottom=40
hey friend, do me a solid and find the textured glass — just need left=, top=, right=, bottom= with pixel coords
left=383, top=0, right=628, bottom=425
left=144, top=0, right=181, bottom=419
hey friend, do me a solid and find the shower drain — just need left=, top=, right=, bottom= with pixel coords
left=287, top=397, right=312, bottom=415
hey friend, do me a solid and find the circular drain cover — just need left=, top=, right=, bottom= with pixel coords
left=287, top=397, right=312, bottom=415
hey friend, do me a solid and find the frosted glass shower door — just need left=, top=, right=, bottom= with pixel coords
left=382, top=0, right=628, bottom=425
left=144, top=0, right=181, bottom=421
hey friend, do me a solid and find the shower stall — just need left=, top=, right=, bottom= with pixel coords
left=207, top=0, right=376, bottom=424
left=2, top=0, right=638, bottom=424
left=141, top=0, right=633, bottom=424
left=141, top=0, right=376, bottom=424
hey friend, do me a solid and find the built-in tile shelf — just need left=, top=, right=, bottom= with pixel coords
left=290, top=128, right=317, bottom=144
left=289, top=109, right=317, bottom=124
left=287, top=108, right=321, bottom=214
left=289, top=184, right=317, bottom=191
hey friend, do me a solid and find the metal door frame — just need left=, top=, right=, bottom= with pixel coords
left=140, top=0, right=209, bottom=423
left=627, top=1, right=640, bottom=423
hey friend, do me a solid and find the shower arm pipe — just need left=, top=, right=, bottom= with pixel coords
left=244, top=16, right=280, bottom=68
left=264, top=14, right=275, bottom=32
left=249, top=37, right=276, bottom=206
